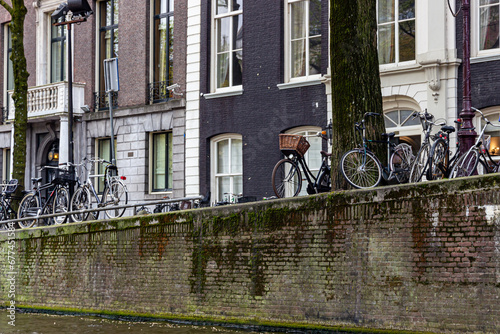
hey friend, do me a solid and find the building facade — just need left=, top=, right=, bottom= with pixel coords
left=0, top=0, right=189, bottom=205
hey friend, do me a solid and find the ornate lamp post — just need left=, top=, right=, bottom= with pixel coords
left=457, top=0, right=477, bottom=152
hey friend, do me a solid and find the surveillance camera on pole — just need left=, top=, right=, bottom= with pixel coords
left=67, top=0, right=93, bottom=20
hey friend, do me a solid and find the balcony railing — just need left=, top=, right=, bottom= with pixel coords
left=148, top=81, right=173, bottom=104
left=93, top=91, right=118, bottom=111
left=6, top=82, right=86, bottom=121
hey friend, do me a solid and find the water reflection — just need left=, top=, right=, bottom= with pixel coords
left=0, top=310, right=279, bottom=334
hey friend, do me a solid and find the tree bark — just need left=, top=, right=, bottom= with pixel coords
left=1, top=0, right=29, bottom=198
left=330, top=0, right=385, bottom=189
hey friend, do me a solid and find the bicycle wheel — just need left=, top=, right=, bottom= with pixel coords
left=429, top=139, right=448, bottom=180
left=52, top=187, right=69, bottom=224
left=450, top=149, right=480, bottom=178
left=17, top=193, right=40, bottom=229
left=390, top=143, right=414, bottom=183
left=409, top=144, right=430, bottom=183
left=70, top=186, right=93, bottom=222
left=272, top=159, right=302, bottom=198
left=103, top=180, right=128, bottom=219
left=340, top=149, right=382, bottom=189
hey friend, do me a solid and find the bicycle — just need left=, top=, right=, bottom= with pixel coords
left=427, top=122, right=461, bottom=180
left=0, top=179, right=19, bottom=230
left=409, top=110, right=445, bottom=183
left=340, top=112, right=414, bottom=189
left=17, top=167, right=75, bottom=229
left=450, top=107, right=500, bottom=178
left=271, top=129, right=331, bottom=198
left=70, top=158, right=128, bottom=221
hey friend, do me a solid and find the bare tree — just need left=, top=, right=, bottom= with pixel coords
left=330, top=0, right=385, bottom=189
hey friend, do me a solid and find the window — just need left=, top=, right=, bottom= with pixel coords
left=6, top=25, right=13, bottom=91
left=479, top=0, right=499, bottom=51
left=377, top=0, right=415, bottom=65
left=211, top=134, right=243, bottom=203
left=150, top=0, right=174, bottom=103
left=475, top=108, right=500, bottom=157
left=50, top=17, right=67, bottom=83
left=212, top=0, right=243, bottom=91
left=96, top=138, right=116, bottom=192
left=285, top=0, right=321, bottom=82
left=287, top=127, right=321, bottom=196
left=2, top=148, right=11, bottom=181
left=98, top=0, right=119, bottom=93
left=150, top=132, right=173, bottom=192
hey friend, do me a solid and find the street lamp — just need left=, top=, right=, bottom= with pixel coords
left=457, top=0, right=477, bottom=153
left=52, top=0, right=92, bottom=194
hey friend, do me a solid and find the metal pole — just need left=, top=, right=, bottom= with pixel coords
left=108, top=91, right=116, bottom=165
left=457, top=0, right=476, bottom=153
left=68, top=23, right=74, bottom=165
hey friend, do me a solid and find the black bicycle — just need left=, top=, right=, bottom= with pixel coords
left=340, top=112, right=414, bottom=189
left=272, top=129, right=331, bottom=198
left=0, top=179, right=19, bottom=230
left=17, top=167, right=75, bottom=229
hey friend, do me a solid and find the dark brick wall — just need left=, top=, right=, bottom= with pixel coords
left=199, top=1, right=330, bottom=199
left=2, top=176, right=500, bottom=333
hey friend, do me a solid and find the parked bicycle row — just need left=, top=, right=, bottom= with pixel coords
left=0, top=157, right=128, bottom=229
left=271, top=107, right=499, bottom=197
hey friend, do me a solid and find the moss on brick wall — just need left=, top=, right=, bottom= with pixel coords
left=2, top=175, right=500, bottom=333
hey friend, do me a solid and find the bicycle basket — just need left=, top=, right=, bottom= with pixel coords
left=279, top=134, right=310, bottom=157
left=2, top=179, right=18, bottom=194
left=51, top=168, right=76, bottom=184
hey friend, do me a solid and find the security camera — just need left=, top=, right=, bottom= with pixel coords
left=166, top=83, right=180, bottom=91
left=81, top=105, right=90, bottom=112
left=51, top=3, right=69, bottom=21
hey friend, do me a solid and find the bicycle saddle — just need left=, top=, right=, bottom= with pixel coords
left=441, top=125, right=455, bottom=133
left=31, top=177, right=42, bottom=183
left=381, top=132, right=396, bottom=138
left=320, top=150, right=331, bottom=157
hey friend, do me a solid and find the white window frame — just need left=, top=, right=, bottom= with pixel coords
left=284, top=0, right=322, bottom=84
left=210, top=133, right=243, bottom=203
left=148, top=131, right=173, bottom=195
left=471, top=0, right=500, bottom=62
left=286, top=126, right=322, bottom=196
left=377, top=0, right=416, bottom=69
left=210, top=1, right=243, bottom=95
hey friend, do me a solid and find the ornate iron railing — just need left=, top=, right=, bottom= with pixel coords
left=148, top=81, right=173, bottom=104
left=93, top=91, right=118, bottom=111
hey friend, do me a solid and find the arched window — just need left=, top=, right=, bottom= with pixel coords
left=383, top=96, right=423, bottom=151
left=286, top=126, right=322, bottom=196
left=211, top=134, right=243, bottom=202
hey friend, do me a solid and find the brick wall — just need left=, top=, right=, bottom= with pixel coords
left=2, top=175, right=500, bottom=333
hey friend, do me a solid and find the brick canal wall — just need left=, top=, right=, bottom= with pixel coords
left=1, top=175, right=500, bottom=333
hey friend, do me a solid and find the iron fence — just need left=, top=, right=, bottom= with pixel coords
left=93, top=91, right=118, bottom=111
left=148, top=81, right=173, bottom=104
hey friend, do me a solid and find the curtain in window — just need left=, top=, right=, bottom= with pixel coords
left=291, top=1, right=307, bottom=77
left=480, top=3, right=499, bottom=50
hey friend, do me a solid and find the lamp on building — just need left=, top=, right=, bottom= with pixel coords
left=48, top=144, right=59, bottom=162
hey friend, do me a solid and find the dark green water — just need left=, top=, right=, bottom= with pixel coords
left=0, top=310, right=284, bottom=334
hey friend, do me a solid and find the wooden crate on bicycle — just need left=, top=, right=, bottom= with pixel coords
left=279, top=134, right=310, bottom=157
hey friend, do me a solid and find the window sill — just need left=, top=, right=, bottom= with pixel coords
left=277, top=78, right=323, bottom=90
left=471, top=53, right=500, bottom=64
left=203, top=88, right=243, bottom=99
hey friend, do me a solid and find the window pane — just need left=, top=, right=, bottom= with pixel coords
left=98, top=139, right=111, bottom=192
left=399, top=0, right=415, bottom=20
left=217, top=176, right=231, bottom=200
left=400, top=110, right=419, bottom=126
left=481, top=0, right=499, bottom=5
left=231, top=139, right=242, bottom=173
left=217, top=140, right=229, bottom=174
left=233, top=175, right=243, bottom=196
left=378, top=0, right=395, bottom=23
left=480, top=6, right=500, bottom=50
left=217, top=17, right=230, bottom=52
left=232, top=51, right=243, bottom=86
left=291, top=39, right=306, bottom=77
left=7, top=27, right=13, bottom=91
left=310, top=0, right=322, bottom=36
left=399, top=20, right=415, bottom=61
left=217, top=53, right=230, bottom=88
left=307, top=135, right=322, bottom=171
left=378, top=24, right=395, bottom=64
left=5, top=149, right=11, bottom=181
left=291, top=1, right=307, bottom=39
left=233, top=0, right=243, bottom=11
left=113, top=1, right=119, bottom=25
left=309, top=36, right=321, bottom=75
left=217, top=0, right=228, bottom=15
left=385, top=111, right=399, bottom=127
left=233, top=14, right=243, bottom=50
left=153, top=134, right=166, bottom=190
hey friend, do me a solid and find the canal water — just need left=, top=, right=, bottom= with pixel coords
left=0, top=310, right=285, bottom=334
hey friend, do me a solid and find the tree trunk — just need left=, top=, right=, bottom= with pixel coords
left=2, top=0, right=29, bottom=199
left=330, top=0, right=385, bottom=189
